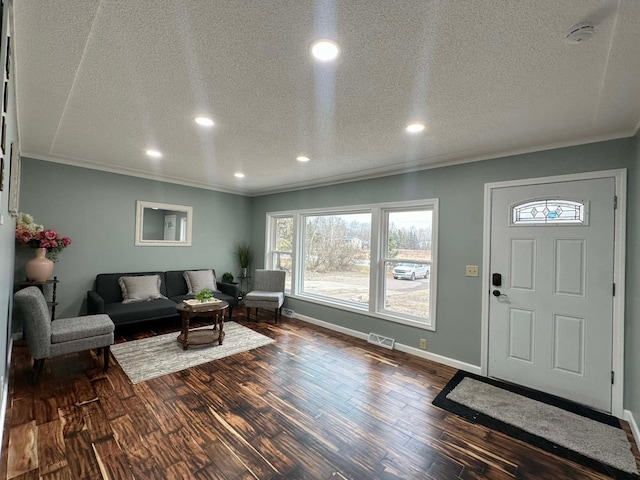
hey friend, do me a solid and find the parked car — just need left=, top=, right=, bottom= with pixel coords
left=392, top=263, right=429, bottom=280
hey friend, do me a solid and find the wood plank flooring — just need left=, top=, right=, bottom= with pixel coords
left=1, top=311, right=638, bottom=479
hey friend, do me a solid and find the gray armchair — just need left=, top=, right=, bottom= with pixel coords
left=243, top=269, right=286, bottom=322
left=14, top=287, right=115, bottom=383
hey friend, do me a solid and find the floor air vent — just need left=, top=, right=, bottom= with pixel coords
left=367, top=333, right=395, bottom=350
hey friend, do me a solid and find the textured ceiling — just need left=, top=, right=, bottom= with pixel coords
left=12, top=1, right=640, bottom=196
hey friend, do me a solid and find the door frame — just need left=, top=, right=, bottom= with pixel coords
left=480, top=169, right=627, bottom=417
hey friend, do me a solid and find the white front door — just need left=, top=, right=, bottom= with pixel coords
left=488, top=177, right=615, bottom=412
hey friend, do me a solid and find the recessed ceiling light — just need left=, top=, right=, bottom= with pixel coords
left=195, top=116, right=214, bottom=127
left=405, top=123, right=426, bottom=133
left=145, top=149, right=162, bottom=158
left=311, top=39, right=340, bottom=62
left=234, top=172, right=245, bottom=178
left=296, top=156, right=310, bottom=162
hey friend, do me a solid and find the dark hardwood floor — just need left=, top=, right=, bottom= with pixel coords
left=1, top=310, right=638, bottom=479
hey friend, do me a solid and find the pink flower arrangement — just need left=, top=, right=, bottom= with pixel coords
left=15, top=213, right=72, bottom=263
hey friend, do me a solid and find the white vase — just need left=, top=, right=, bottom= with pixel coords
left=25, top=248, right=54, bottom=282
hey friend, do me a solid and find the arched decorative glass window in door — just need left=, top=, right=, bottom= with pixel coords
left=512, top=199, right=586, bottom=225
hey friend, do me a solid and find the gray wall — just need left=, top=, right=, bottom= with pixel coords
left=17, top=159, right=251, bottom=318
left=0, top=0, right=19, bottom=408
left=250, top=138, right=636, bottom=369
left=627, top=133, right=640, bottom=417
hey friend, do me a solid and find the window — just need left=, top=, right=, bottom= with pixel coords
left=383, top=209, right=433, bottom=320
left=268, top=216, right=293, bottom=292
left=512, top=199, right=586, bottom=225
left=266, top=200, right=438, bottom=329
left=302, top=213, right=371, bottom=306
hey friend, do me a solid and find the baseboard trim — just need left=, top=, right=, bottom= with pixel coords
left=624, top=409, right=640, bottom=451
left=294, top=313, right=369, bottom=341
left=294, top=313, right=481, bottom=375
left=395, top=343, right=482, bottom=375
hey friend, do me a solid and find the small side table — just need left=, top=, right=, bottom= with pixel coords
left=238, top=275, right=251, bottom=298
left=16, top=277, right=59, bottom=320
left=175, top=301, right=229, bottom=350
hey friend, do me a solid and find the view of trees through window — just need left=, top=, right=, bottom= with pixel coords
left=272, top=217, right=293, bottom=292
left=267, top=201, right=437, bottom=327
left=303, top=213, right=371, bottom=305
left=384, top=210, right=432, bottom=319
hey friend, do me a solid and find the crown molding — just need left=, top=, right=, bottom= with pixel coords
left=21, top=129, right=634, bottom=198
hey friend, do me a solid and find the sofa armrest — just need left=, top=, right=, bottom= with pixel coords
left=87, top=291, right=105, bottom=315
left=217, top=282, right=240, bottom=300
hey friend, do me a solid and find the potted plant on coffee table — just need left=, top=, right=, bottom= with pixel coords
left=195, top=288, right=214, bottom=303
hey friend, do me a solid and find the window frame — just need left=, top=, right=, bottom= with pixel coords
left=300, top=209, right=372, bottom=308
left=265, top=199, right=439, bottom=330
left=379, top=206, right=436, bottom=324
left=266, top=214, right=295, bottom=293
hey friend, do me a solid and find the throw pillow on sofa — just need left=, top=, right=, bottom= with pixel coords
left=184, top=270, right=218, bottom=294
left=118, top=275, right=167, bottom=304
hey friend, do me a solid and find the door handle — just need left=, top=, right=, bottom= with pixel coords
left=492, top=289, right=508, bottom=298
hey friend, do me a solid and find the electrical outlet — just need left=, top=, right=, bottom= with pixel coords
left=419, top=338, right=427, bottom=350
left=466, top=265, right=479, bottom=277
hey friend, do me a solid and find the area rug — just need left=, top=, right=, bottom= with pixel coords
left=111, top=322, right=274, bottom=384
left=433, top=371, right=639, bottom=479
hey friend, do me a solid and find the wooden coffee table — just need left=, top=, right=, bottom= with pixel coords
left=176, top=300, right=229, bottom=350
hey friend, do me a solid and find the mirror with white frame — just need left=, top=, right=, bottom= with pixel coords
left=135, top=201, right=193, bottom=246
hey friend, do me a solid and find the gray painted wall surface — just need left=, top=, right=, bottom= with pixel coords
left=17, top=159, right=251, bottom=318
left=250, top=138, right=636, bottom=370
left=627, top=133, right=640, bottom=417
left=0, top=0, right=18, bottom=412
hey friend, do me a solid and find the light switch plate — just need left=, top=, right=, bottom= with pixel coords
left=466, top=265, right=479, bottom=277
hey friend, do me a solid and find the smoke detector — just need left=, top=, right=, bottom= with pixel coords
left=566, top=22, right=595, bottom=44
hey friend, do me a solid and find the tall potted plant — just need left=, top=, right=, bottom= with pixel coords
left=235, top=242, right=253, bottom=278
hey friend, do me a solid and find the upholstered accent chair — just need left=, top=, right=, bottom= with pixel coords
left=14, top=287, right=115, bottom=383
left=243, top=269, right=286, bottom=322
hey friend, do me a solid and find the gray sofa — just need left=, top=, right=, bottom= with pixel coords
left=87, top=269, right=239, bottom=327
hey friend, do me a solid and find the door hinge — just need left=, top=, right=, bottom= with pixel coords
left=614, top=195, right=618, bottom=209
left=613, top=283, right=616, bottom=296
left=611, top=371, right=615, bottom=385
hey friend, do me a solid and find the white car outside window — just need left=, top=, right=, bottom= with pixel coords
left=392, top=263, right=429, bottom=281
